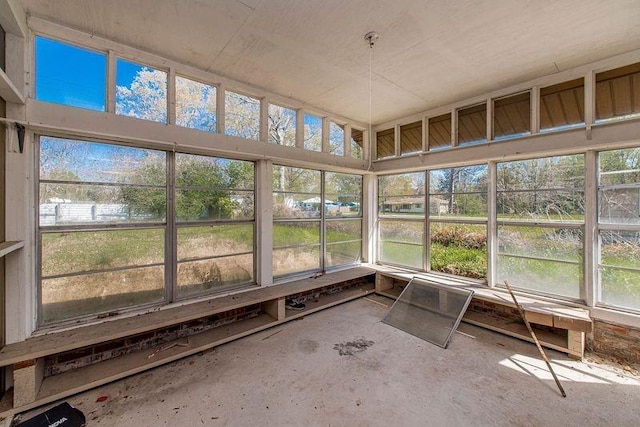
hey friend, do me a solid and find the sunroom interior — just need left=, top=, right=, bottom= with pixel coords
left=1, top=0, right=640, bottom=424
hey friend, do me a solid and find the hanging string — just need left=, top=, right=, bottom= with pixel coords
left=368, top=38, right=373, bottom=171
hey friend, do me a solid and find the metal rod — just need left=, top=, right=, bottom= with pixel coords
left=504, top=280, right=567, bottom=398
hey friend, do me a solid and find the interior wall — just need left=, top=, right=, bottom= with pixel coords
left=0, top=22, right=6, bottom=397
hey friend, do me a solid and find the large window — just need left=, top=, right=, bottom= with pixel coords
left=39, top=137, right=167, bottom=323
left=329, top=122, right=345, bottom=156
left=325, top=173, right=362, bottom=268
left=38, top=136, right=257, bottom=325
left=175, top=76, right=217, bottom=132
left=429, top=165, right=488, bottom=280
left=35, top=36, right=107, bottom=111
left=175, top=154, right=254, bottom=299
left=378, top=172, right=425, bottom=269
left=273, top=166, right=321, bottom=276
left=597, top=147, right=640, bottom=311
left=116, top=58, right=167, bottom=123
left=497, top=155, right=585, bottom=299
left=225, top=90, right=260, bottom=140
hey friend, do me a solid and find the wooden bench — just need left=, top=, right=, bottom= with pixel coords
left=0, top=267, right=376, bottom=418
left=374, top=270, right=592, bottom=359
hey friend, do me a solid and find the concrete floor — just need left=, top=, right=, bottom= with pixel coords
left=16, top=297, right=640, bottom=426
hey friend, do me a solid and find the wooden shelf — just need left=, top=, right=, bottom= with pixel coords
left=377, top=287, right=402, bottom=300
left=463, top=311, right=568, bottom=352
left=0, top=69, right=25, bottom=104
left=285, top=283, right=375, bottom=320
left=30, top=314, right=276, bottom=413
left=0, top=241, right=24, bottom=258
left=0, top=267, right=376, bottom=367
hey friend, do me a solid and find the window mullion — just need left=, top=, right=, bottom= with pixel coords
left=166, top=151, right=176, bottom=303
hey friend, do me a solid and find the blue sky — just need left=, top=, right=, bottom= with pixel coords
left=35, top=36, right=148, bottom=112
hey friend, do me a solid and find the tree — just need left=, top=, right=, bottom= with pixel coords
left=116, top=68, right=167, bottom=123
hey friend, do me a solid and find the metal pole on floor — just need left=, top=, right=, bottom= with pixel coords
left=504, top=281, right=567, bottom=398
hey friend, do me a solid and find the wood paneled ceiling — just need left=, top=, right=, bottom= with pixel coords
left=19, top=0, right=640, bottom=124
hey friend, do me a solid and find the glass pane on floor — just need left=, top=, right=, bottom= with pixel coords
left=383, top=278, right=474, bottom=348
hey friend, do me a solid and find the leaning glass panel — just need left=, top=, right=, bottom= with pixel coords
left=35, top=36, right=107, bottom=111
left=175, top=76, right=217, bottom=132
left=383, top=278, right=474, bottom=348
left=430, top=223, right=487, bottom=280
left=379, top=220, right=424, bottom=269
left=41, top=265, right=164, bottom=324
left=116, top=58, right=167, bottom=123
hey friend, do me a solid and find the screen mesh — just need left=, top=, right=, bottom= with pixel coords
left=383, top=278, right=474, bottom=348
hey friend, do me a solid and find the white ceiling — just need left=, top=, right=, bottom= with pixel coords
left=19, top=0, right=640, bottom=124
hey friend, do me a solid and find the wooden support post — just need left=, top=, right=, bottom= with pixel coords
left=13, top=358, right=44, bottom=407
left=264, top=298, right=285, bottom=321
left=567, top=330, right=585, bottom=360
left=375, top=274, right=393, bottom=293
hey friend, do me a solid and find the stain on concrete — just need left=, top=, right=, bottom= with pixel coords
left=333, top=339, right=374, bottom=356
left=298, top=339, right=319, bottom=354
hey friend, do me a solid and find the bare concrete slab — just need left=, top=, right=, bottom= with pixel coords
left=15, top=298, right=640, bottom=426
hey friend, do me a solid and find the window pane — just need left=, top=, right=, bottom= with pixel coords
left=116, top=58, right=167, bottom=123
left=273, top=193, right=321, bottom=219
left=273, top=247, right=320, bottom=277
left=325, top=172, right=362, bottom=218
left=41, top=229, right=164, bottom=277
left=540, top=79, right=584, bottom=131
left=350, top=129, right=364, bottom=159
left=429, top=166, right=488, bottom=219
left=272, top=166, right=320, bottom=193
left=35, top=36, right=106, bottom=111
left=428, top=113, right=451, bottom=151
left=498, top=225, right=583, bottom=298
left=327, top=241, right=361, bottom=267
left=599, top=229, right=640, bottom=311
left=304, top=113, right=322, bottom=151
left=41, top=229, right=164, bottom=324
left=40, top=137, right=166, bottom=186
left=273, top=222, right=320, bottom=247
left=176, top=190, right=253, bottom=221
left=598, top=147, right=640, bottom=225
left=329, top=122, right=345, bottom=155
left=497, top=155, right=584, bottom=222
left=268, top=104, right=296, bottom=146
left=379, top=172, right=425, bottom=217
left=493, top=92, right=531, bottom=140
left=430, top=223, right=487, bottom=280
left=177, top=254, right=253, bottom=299
left=176, top=76, right=217, bottom=132
left=457, top=103, right=486, bottom=146
left=379, top=220, right=424, bottom=269
left=42, top=266, right=164, bottom=324
left=326, top=220, right=362, bottom=243
left=376, top=128, right=394, bottom=159
left=225, top=91, right=260, bottom=140
left=40, top=184, right=166, bottom=225
left=177, top=224, right=253, bottom=260
left=596, top=63, right=640, bottom=123
left=400, top=121, right=422, bottom=155
left=176, top=154, right=254, bottom=189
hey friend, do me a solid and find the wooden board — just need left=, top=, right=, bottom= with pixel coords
left=0, top=267, right=376, bottom=367
left=0, top=240, right=24, bottom=258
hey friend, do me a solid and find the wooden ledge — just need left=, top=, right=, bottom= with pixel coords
left=0, top=267, right=376, bottom=367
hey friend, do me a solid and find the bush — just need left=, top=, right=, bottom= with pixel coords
left=431, top=226, right=487, bottom=250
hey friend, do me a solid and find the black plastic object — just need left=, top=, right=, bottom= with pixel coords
left=16, top=402, right=86, bottom=427
left=383, top=278, right=474, bottom=348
